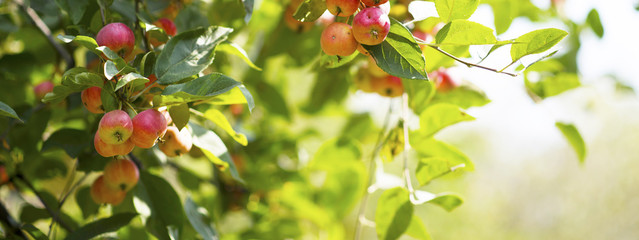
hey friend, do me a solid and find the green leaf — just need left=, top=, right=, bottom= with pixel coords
left=304, top=66, right=350, bottom=113
left=376, top=187, right=413, bottom=240
left=320, top=51, right=358, bottom=69
left=55, top=0, right=89, bottom=24
left=65, top=213, right=137, bottom=240
left=429, top=85, right=490, bottom=109
left=428, top=193, right=463, bottom=211
left=104, top=60, right=119, bottom=80
left=0, top=101, right=22, bottom=122
left=525, top=72, right=580, bottom=99
left=155, top=26, right=233, bottom=85
left=41, top=128, right=90, bottom=158
left=169, top=103, right=190, bottom=131
left=190, top=122, right=243, bottom=183
left=293, top=0, right=326, bottom=22
left=365, top=19, right=428, bottom=80
left=135, top=171, right=186, bottom=228
left=555, top=122, right=586, bottom=163
left=21, top=224, right=48, bottom=240
left=587, top=9, right=604, bottom=38
left=184, top=197, right=219, bottom=240
left=436, top=20, right=497, bottom=45
left=75, top=186, right=100, bottom=219
left=510, top=28, right=568, bottom=63
left=115, top=73, right=149, bottom=92
left=423, top=45, right=469, bottom=72
left=43, top=68, right=103, bottom=104
left=205, top=86, right=255, bottom=111
left=416, top=157, right=462, bottom=185
left=202, top=108, right=247, bottom=146
left=100, top=81, right=119, bottom=112
left=419, top=103, right=474, bottom=138
left=155, top=73, right=242, bottom=107
left=405, top=215, right=432, bottom=240
left=410, top=132, right=474, bottom=171
left=217, top=41, right=262, bottom=71
left=434, top=0, right=480, bottom=23
left=241, top=0, right=254, bottom=23
left=140, top=51, right=156, bottom=77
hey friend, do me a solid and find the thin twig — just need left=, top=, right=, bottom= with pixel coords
left=15, top=0, right=75, bottom=70
left=57, top=174, right=88, bottom=209
left=354, top=101, right=393, bottom=240
left=426, top=45, right=518, bottom=77
left=15, top=174, right=73, bottom=232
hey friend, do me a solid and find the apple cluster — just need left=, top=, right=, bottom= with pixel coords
left=320, top=0, right=391, bottom=57
left=90, top=158, right=139, bottom=205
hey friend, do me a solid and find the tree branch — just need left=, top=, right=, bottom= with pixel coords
left=15, top=0, right=75, bottom=70
left=426, top=45, right=518, bottom=77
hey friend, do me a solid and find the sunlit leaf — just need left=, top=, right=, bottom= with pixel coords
left=556, top=122, right=586, bottom=163
left=587, top=9, right=604, bottom=38
left=217, top=41, right=262, bottom=71
left=410, top=132, right=474, bottom=171
left=65, top=213, right=137, bottom=240
left=434, top=0, right=480, bottom=23
left=190, top=122, right=243, bottom=183
left=169, top=103, right=190, bottom=131
left=405, top=215, right=432, bottom=240
left=0, top=101, right=21, bottom=122
left=510, top=28, right=568, bottom=63
left=436, top=20, right=497, bottom=45
left=376, top=187, right=413, bottom=240
left=293, top=0, right=326, bottom=22
left=202, top=108, right=248, bottom=146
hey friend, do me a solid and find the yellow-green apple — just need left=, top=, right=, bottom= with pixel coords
left=90, top=175, right=126, bottom=205
left=103, top=158, right=139, bottom=191
left=98, top=110, right=133, bottom=145
left=367, top=56, right=388, bottom=77
left=326, top=0, right=359, bottom=17
left=96, top=23, right=135, bottom=58
left=130, top=109, right=167, bottom=148
left=321, top=22, right=358, bottom=56
left=94, top=132, right=134, bottom=157
left=159, top=126, right=193, bottom=157
left=34, top=81, right=54, bottom=101
left=352, top=7, right=390, bottom=45
left=81, top=87, right=104, bottom=114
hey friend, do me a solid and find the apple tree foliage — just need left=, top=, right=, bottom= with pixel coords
left=0, top=0, right=599, bottom=239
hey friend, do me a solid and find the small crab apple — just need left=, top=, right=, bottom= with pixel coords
left=34, top=81, right=54, bottom=101
left=98, top=110, right=134, bottom=145
left=130, top=109, right=168, bottom=148
left=0, top=166, right=8, bottom=184
left=374, top=75, right=403, bottom=97
left=159, top=126, right=193, bottom=157
left=326, top=0, right=359, bottom=17
left=430, top=68, right=460, bottom=92
left=91, top=175, right=126, bottom=205
left=94, top=133, right=134, bottom=157
left=367, top=56, right=387, bottom=77
left=321, top=22, right=358, bottom=56
left=362, top=0, right=388, bottom=7
left=81, top=87, right=104, bottom=114
left=103, top=158, right=139, bottom=191
left=352, top=7, right=391, bottom=45
left=96, top=23, right=135, bottom=57
left=284, top=6, right=315, bottom=33
left=155, top=18, right=177, bottom=36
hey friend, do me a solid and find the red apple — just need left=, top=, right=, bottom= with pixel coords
left=159, top=126, right=193, bottom=157
left=81, top=87, right=104, bottom=114
left=326, top=0, right=359, bottom=17
left=374, top=75, right=403, bottom=97
left=352, top=7, right=390, bottom=45
left=94, top=132, right=135, bottom=157
left=0, top=166, right=8, bottom=185
left=430, top=68, right=459, bottom=92
left=362, top=0, right=388, bottom=7
left=98, top=110, right=134, bottom=145
left=155, top=18, right=177, bottom=36
left=91, top=175, right=126, bottom=205
left=103, top=158, right=139, bottom=191
left=130, top=109, right=168, bottom=148
left=34, top=81, right=54, bottom=101
left=96, top=23, right=135, bottom=58
left=320, top=22, right=358, bottom=56
left=374, top=1, right=391, bottom=14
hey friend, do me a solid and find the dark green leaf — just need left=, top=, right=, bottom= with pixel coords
left=376, top=187, right=413, bottom=240
left=43, top=68, right=103, bottom=104
left=155, top=26, right=233, bottom=85
left=365, top=19, right=428, bottom=80
left=217, top=42, right=262, bottom=70
left=436, top=20, right=497, bottom=45
left=136, top=171, right=186, bottom=228
left=0, top=101, right=22, bottom=122
left=54, top=0, right=89, bottom=24
left=75, top=186, right=100, bottom=219
left=190, top=122, right=243, bottom=183
left=169, top=103, right=190, bottom=131
left=100, top=81, right=119, bottom=112
left=176, top=167, right=200, bottom=190
left=65, top=213, right=137, bottom=240
left=434, top=0, right=480, bottom=22
left=21, top=224, right=48, bottom=240
left=587, top=9, right=604, bottom=38
left=418, top=103, right=475, bottom=138
left=510, top=28, right=568, bottom=63
left=184, top=197, right=219, bottom=240
left=555, top=122, right=586, bottom=163
left=293, top=0, right=326, bottom=22
left=41, top=128, right=90, bottom=158
left=140, top=51, right=156, bottom=77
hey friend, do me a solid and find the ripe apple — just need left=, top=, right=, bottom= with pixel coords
left=155, top=18, right=177, bottom=36
left=159, top=126, right=193, bottom=157
left=96, top=23, right=135, bottom=58
left=352, top=7, right=390, bottom=45
left=81, top=87, right=104, bottom=114
left=374, top=75, right=403, bottom=97
left=130, top=109, right=168, bottom=148
left=91, top=175, right=126, bottom=205
left=320, top=22, right=358, bottom=56
left=230, top=104, right=244, bottom=117
left=284, top=6, right=315, bottom=33
left=367, top=56, right=387, bottom=77
left=374, top=1, right=391, bottom=14
left=0, top=166, right=8, bottom=184
left=326, top=0, right=359, bottom=17
left=430, top=68, right=459, bottom=92
left=94, top=133, right=135, bottom=157
left=34, top=81, right=54, bottom=101
left=362, top=0, right=388, bottom=7
left=103, top=158, right=139, bottom=191
left=98, top=110, right=134, bottom=145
